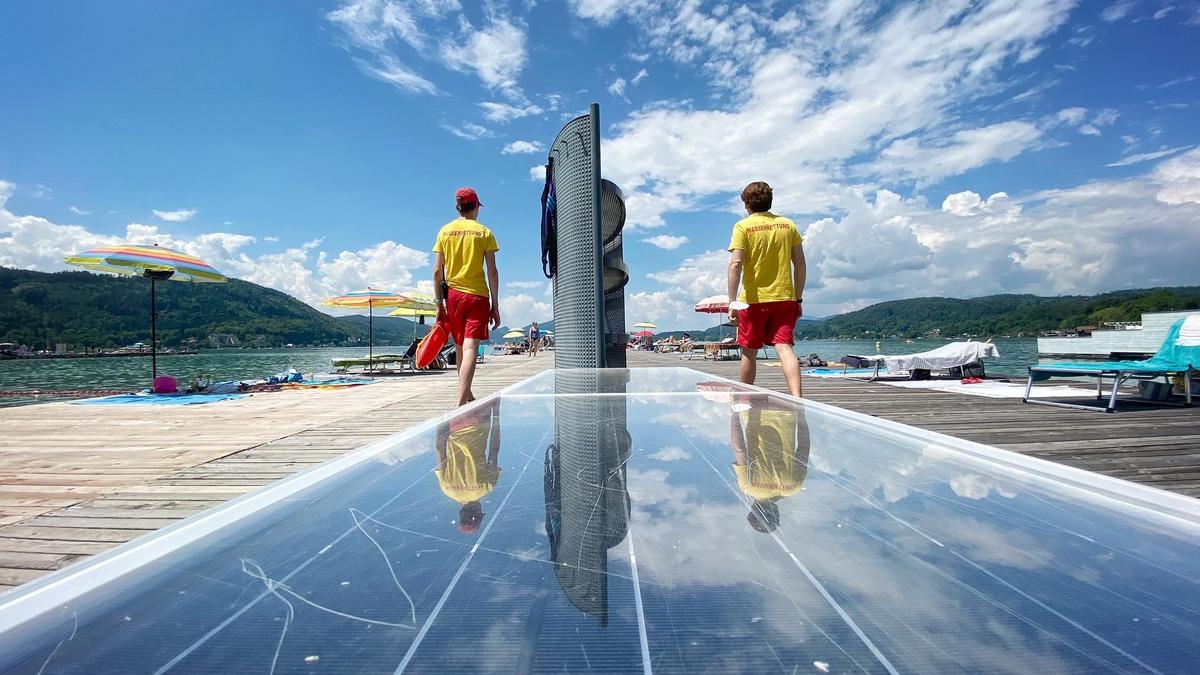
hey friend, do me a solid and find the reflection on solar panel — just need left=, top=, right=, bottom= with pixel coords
left=2, top=368, right=1199, bottom=673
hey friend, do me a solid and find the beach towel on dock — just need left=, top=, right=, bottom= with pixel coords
left=74, top=393, right=247, bottom=406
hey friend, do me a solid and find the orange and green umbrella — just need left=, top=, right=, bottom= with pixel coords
left=323, top=288, right=409, bottom=367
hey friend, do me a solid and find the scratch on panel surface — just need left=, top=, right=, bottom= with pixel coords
left=349, top=507, right=418, bottom=625
left=35, top=612, right=77, bottom=675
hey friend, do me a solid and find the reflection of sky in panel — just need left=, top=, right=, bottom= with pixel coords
left=3, top=380, right=1200, bottom=673
left=649, top=396, right=1200, bottom=673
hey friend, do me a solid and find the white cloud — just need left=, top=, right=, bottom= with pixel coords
left=326, top=0, right=456, bottom=95
left=353, top=54, right=439, bottom=95
left=1156, top=75, right=1194, bottom=88
left=68, top=206, right=91, bottom=216
left=1154, top=6, right=1176, bottom=20
left=506, top=280, right=544, bottom=290
left=480, top=101, right=542, bottom=123
left=871, top=121, right=1043, bottom=184
left=649, top=445, right=691, bottom=461
left=0, top=184, right=431, bottom=311
left=1153, top=147, right=1200, bottom=205
left=640, top=234, right=690, bottom=250
left=528, top=165, right=546, bottom=182
left=631, top=68, right=649, bottom=86
left=263, top=235, right=280, bottom=243
left=1101, top=1, right=1135, bottom=22
left=1106, top=146, right=1192, bottom=167
left=441, top=122, right=493, bottom=140
left=501, top=140, right=545, bottom=154
left=30, top=185, right=52, bottom=200
left=501, top=292, right=551, bottom=328
left=152, top=208, right=197, bottom=222
left=1055, top=107, right=1087, bottom=126
left=608, top=77, right=627, bottom=100
left=565, top=0, right=624, bottom=25
left=440, top=17, right=527, bottom=95
left=596, top=1, right=1075, bottom=228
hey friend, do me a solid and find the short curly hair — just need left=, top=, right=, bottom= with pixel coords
left=741, top=181, right=773, bottom=213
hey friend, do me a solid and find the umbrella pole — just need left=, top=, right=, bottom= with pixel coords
left=368, top=301, right=374, bottom=372
left=150, top=277, right=158, bottom=381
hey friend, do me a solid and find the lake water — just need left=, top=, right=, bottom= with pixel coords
left=0, top=338, right=1041, bottom=407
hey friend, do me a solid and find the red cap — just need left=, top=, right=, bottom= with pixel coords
left=455, top=187, right=482, bottom=207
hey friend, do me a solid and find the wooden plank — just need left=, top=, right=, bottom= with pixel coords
left=0, top=567, right=48, bottom=586
left=0, top=538, right=116, bottom=555
left=0, top=551, right=83, bottom=571
left=0, top=526, right=151, bottom=543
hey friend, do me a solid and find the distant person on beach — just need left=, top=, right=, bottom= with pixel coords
left=727, top=181, right=806, bottom=397
left=434, top=187, right=501, bottom=405
left=528, top=322, right=540, bottom=357
left=435, top=399, right=501, bottom=534
left=729, top=397, right=810, bottom=533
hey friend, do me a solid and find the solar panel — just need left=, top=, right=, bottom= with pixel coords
left=2, top=368, right=1199, bottom=673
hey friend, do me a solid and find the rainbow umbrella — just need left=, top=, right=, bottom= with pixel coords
left=64, top=244, right=227, bottom=381
left=322, top=288, right=409, bottom=368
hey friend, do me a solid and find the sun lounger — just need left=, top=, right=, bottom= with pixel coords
left=842, top=341, right=999, bottom=381
left=1024, top=315, right=1199, bottom=413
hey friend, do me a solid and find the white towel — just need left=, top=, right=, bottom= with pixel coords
left=1178, top=314, right=1200, bottom=347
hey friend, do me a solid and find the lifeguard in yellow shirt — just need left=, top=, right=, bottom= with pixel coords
left=727, top=181, right=807, bottom=397
left=434, top=187, right=502, bottom=406
left=729, top=399, right=810, bottom=533
left=435, top=399, right=502, bottom=535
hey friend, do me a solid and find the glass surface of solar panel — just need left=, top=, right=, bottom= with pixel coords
left=1, top=368, right=1198, bottom=674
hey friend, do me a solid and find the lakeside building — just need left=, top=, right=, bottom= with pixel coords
left=1037, top=309, right=1197, bottom=359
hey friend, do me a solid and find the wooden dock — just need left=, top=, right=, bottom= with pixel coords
left=0, top=351, right=1197, bottom=591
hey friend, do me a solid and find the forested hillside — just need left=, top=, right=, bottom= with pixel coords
left=799, top=288, right=1200, bottom=339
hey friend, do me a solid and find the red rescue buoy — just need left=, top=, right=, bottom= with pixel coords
left=415, top=322, right=448, bottom=369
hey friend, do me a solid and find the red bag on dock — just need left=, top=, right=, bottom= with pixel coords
left=416, top=322, right=448, bottom=369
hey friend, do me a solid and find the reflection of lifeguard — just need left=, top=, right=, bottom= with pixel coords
left=730, top=399, right=810, bottom=533
left=435, top=400, right=501, bottom=534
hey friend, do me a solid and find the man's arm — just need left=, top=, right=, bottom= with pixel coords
left=730, top=407, right=748, bottom=466
left=792, top=243, right=806, bottom=318
left=727, top=249, right=744, bottom=321
left=485, top=251, right=501, bottom=329
left=433, top=251, right=448, bottom=322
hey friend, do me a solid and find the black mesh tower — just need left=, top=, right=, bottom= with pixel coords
left=549, top=104, right=604, bottom=368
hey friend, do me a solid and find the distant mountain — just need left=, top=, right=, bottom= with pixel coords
left=798, top=288, right=1200, bottom=339
left=0, top=267, right=374, bottom=348
left=334, top=314, right=431, bottom=346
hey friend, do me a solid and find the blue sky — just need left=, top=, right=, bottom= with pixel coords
left=1, top=0, right=1198, bottom=329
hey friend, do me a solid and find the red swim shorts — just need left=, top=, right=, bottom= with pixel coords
left=737, top=300, right=799, bottom=350
left=446, top=288, right=491, bottom=344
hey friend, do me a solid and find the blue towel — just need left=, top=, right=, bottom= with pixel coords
left=74, top=393, right=247, bottom=406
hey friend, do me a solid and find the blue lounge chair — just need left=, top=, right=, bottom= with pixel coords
left=1024, top=316, right=1199, bottom=412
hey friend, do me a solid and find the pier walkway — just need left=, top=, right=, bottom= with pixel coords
left=0, top=352, right=1197, bottom=590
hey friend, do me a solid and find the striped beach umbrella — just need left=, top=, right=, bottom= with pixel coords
left=323, top=288, right=409, bottom=368
left=388, top=292, right=438, bottom=343
left=64, top=244, right=228, bottom=382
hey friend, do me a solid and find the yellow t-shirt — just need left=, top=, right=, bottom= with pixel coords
left=733, top=408, right=809, bottom=501
left=433, top=218, right=500, bottom=298
left=728, top=212, right=802, bottom=304
left=436, top=421, right=501, bottom=504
